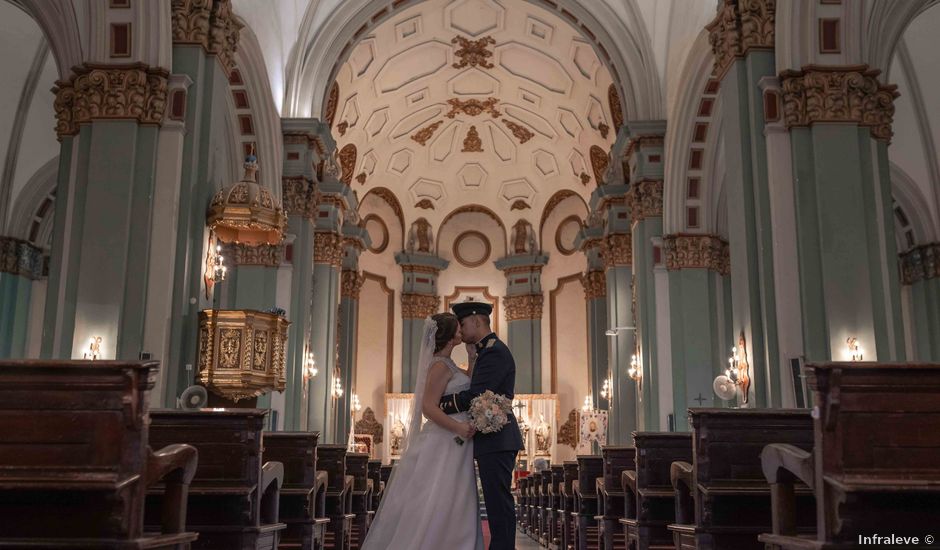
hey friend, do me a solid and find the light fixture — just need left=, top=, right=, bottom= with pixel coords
left=846, top=337, right=863, bottom=361
left=83, top=336, right=102, bottom=360
left=332, top=376, right=344, bottom=399
left=628, top=353, right=641, bottom=382
left=605, top=326, right=636, bottom=337
left=599, top=377, right=612, bottom=400
left=713, top=331, right=751, bottom=404
left=351, top=393, right=362, bottom=414
left=211, top=244, right=227, bottom=282
left=582, top=394, right=594, bottom=412
left=303, top=352, right=318, bottom=379
left=204, top=237, right=228, bottom=299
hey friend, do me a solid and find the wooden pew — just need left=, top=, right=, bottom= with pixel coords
left=560, top=461, right=579, bottom=550
left=317, top=444, right=355, bottom=550
left=548, top=464, right=565, bottom=549
left=147, top=409, right=286, bottom=549
left=619, top=432, right=692, bottom=550
left=0, top=360, right=199, bottom=549
left=760, top=362, right=940, bottom=549
left=667, top=409, right=815, bottom=550
left=572, top=455, right=604, bottom=550
left=367, top=460, right=381, bottom=512
left=516, top=475, right=529, bottom=532
left=345, top=452, right=373, bottom=549
left=540, top=471, right=554, bottom=545
left=528, top=472, right=542, bottom=540
left=262, top=432, right=331, bottom=550
left=377, top=465, right=392, bottom=506
left=595, top=446, right=635, bottom=550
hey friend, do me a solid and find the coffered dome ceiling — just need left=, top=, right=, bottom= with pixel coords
left=330, top=0, right=619, bottom=228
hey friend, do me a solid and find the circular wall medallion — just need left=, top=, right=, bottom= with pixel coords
left=555, top=215, right=583, bottom=256
left=364, top=214, right=389, bottom=253
left=453, top=230, right=492, bottom=268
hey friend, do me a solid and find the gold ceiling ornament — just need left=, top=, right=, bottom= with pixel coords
left=355, top=407, right=384, bottom=444
left=415, top=199, right=435, bottom=210
left=510, top=200, right=531, bottom=211
left=780, top=65, right=898, bottom=142
left=557, top=409, right=579, bottom=450
left=52, top=63, right=169, bottom=139
left=401, top=293, right=441, bottom=319
left=446, top=98, right=501, bottom=119
left=504, top=294, right=544, bottom=321
left=171, top=0, right=242, bottom=76
left=196, top=309, right=290, bottom=402
left=598, top=122, right=610, bottom=139
left=627, top=179, right=664, bottom=224
left=600, top=233, right=633, bottom=268
left=222, top=242, right=282, bottom=267
left=706, top=0, right=775, bottom=79
left=281, top=176, right=318, bottom=218
left=608, top=84, right=625, bottom=131
left=338, top=143, right=357, bottom=185
left=401, top=264, right=444, bottom=275
left=341, top=270, right=366, bottom=300
left=899, top=243, right=940, bottom=286
left=411, top=120, right=444, bottom=146
left=325, top=81, right=339, bottom=127
left=580, top=270, right=607, bottom=300
left=590, top=145, right=610, bottom=186
left=452, top=35, right=496, bottom=69
left=0, top=236, right=44, bottom=280
left=356, top=172, right=367, bottom=184
left=501, top=119, right=534, bottom=144
left=207, top=152, right=287, bottom=245
left=580, top=172, right=591, bottom=185
left=663, top=233, right=730, bottom=274
left=462, top=125, right=484, bottom=152
left=313, top=231, right=345, bottom=267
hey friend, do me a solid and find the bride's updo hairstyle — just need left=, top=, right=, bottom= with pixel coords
left=432, top=312, right=459, bottom=353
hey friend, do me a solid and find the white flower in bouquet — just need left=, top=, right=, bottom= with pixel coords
left=455, top=390, right=513, bottom=445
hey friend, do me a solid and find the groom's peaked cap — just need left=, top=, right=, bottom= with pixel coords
left=452, top=301, right=492, bottom=321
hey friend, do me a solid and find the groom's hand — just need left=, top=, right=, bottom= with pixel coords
left=455, top=422, right=476, bottom=440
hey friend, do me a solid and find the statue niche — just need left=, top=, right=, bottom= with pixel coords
left=407, top=218, right=434, bottom=254
left=511, top=219, right=537, bottom=255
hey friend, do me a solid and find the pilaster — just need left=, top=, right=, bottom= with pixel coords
left=495, top=253, right=549, bottom=394
left=336, top=225, right=369, bottom=443
left=0, top=237, right=44, bottom=358
left=899, top=244, right=940, bottom=361
left=576, top=225, right=608, bottom=408
left=395, top=252, right=448, bottom=391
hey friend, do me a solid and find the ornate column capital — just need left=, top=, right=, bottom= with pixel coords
left=222, top=242, right=282, bottom=267
left=52, top=64, right=170, bottom=139
left=899, top=243, right=940, bottom=286
left=0, top=236, right=45, bottom=280
left=401, top=293, right=440, bottom=319
left=282, top=177, right=318, bottom=218
left=627, top=179, right=664, bottom=224
left=706, top=0, right=776, bottom=79
left=581, top=270, right=607, bottom=300
left=341, top=270, right=365, bottom=300
left=624, top=135, right=665, bottom=161
left=313, top=231, right=345, bottom=267
left=504, top=294, right=544, bottom=321
left=780, top=65, right=899, bottom=141
left=663, top=234, right=730, bottom=275
left=171, top=0, right=243, bottom=75
left=600, top=233, right=633, bottom=269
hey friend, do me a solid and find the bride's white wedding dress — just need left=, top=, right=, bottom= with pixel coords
left=360, top=356, right=484, bottom=550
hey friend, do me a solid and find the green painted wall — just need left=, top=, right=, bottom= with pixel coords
left=508, top=319, right=541, bottom=393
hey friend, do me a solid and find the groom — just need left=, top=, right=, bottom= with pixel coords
left=440, top=302, right=524, bottom=550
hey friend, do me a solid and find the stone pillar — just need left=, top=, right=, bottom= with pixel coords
left=0, top=238, right=44, bottom=358
left=336, top=226, right=369, bottom=443
left=664, top=234, right=730, bottom=431
left=495, top=254, right=549, bottom=394
left=707, top=0, right=781, bottom=406
left=577, top=227, right=608, bottom=409
left=900, top=244, right=940, bottom=361
left=780, top=66, right=904, bottom=362
left=624, top=122, right=666, bottom=430
left=396, top=252, right=448, bottom=392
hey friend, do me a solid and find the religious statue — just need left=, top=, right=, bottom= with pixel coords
left=512, top=219, right=536, bottom=255
left=534, top=414, right=552, bottom=455
left=390, top=416, right=407, bottom=457
left=407, top=218, right=434, bottom=253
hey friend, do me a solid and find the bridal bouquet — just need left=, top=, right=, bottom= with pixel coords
left=455, top=390, right=513, bottom=445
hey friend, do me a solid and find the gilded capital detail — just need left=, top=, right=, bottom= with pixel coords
left=0, top=237, right=44, bottom=280
left=223, top=242, right=282, bottom=267
left=780, top=65, right=898, bottom=141
left=706, top=0, right=776, bottom=79
left=581, top=270, right=607, bottom=300
left=171, top=0, right=242, bottom=75
left=601, top=233, right=632, bottom=268
left=504, top=294, right=544, bottom=321
left=341, top=270, right=365, bottom=300
left=627, top=180, right=664, bottom=223
left=899, top=243, right=940, bottom=286
left=53, top=64, right=169, bottom=139
left=663, top=234, right=730, bottom=275
left=281, top=177, right=318, bottom=218
left=401, top=293, right=440, bottom=319
left=313, top=232, right=345, bottom=266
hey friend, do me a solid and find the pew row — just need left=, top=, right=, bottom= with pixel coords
left=262, top=432, right=330, bottom=550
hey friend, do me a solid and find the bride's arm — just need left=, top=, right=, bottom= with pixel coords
left=422, top=361, right=473, bottom=437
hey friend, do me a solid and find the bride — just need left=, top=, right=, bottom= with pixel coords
left=360, top=312, right=484, bottom=550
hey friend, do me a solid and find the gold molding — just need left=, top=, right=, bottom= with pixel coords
left=281, top=176, right=318, bottom=218
left=663, top=233, right=730, bottom=275
left=462, top=125, right=484, bottom=152
left=446, top=97, right=501, bottom=119
left=171, top=0, right=242, bottom=75
left=502, top=119, right=534, bottom=144
left=222, top=242, right=282, bottom=267
left=504, top=293, right=544, bottom=322
left=53, top=63, right=169, bottom=139
left=313, top=231, right=345, bottom=267
left=899, top=243, right=940, bottom=286
left=401, top=293, right=440, bottom=319
left=706, top=0, right=775, bottom=79
left=627, top=179, right=664, bottom=224
left=452, top=35, right=496, bottom=69
left=410, top=120, right=444, bottom=146
left=780, top=65, right=898, bottom=141
left=600, top=233, right=632, bottom=268
left=341, top=270, right=365, bottom=300
left=580, top=270, right=607, bottom=300
left=590, top=145, right=610, bottom=186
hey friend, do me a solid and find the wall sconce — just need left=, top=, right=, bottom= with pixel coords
left=628, top=353, right=641, bottom=382
left=599, top=377, right=612, bottom=400
left=605, top=326, right=636, bottom=337
left=83, top=337, right=102, bottom=360
left=332, top=375, right=344, bottom=400
left=204, top=237, right=228, bottom=300
left=582, top=394, right=594, bottom=412
left=713, top=331, right=751, bottom=404
left=351, top=393, right=362, bottom=421
left=846, top=337, right=863, bottom=361
left=303, top=352, right=318, bottom=380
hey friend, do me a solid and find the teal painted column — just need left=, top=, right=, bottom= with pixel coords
left=900, top=244, right=940, bottom=361
left=396, top=252, right=448, bottom=392
left=280, top=119, right=329, bottom=430
left=336, top=224, right=369, bottom=444
left=495, top=251, right=549, bottom=394
left=712, top=35, right=780, bottom=407
left=781, top=66, right=905, bottom=362
left=664, top=234, right=730, bottom=431
left=625, top=122, right=666, bottom=431
left=576, top=226, right=608, bottom=408
left=220, top=243, right=281, bottom=310
left=0, top=238, right=42, bottom=358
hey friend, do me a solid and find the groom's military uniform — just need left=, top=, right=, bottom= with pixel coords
left=441, top=302, right=524, bottom=550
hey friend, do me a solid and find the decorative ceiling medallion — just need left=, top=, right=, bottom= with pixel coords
left=453, top=230, right=492, bottom=268
left=511, top=200, right=530, bottom=211
left=502, top=119, right=534, bottom=144
left=446, top=97, right=501, bottom=118
left=463, top=125, right=484, bottom=152
left=363, top=214, right=389, bottom=254
left=598, top=122, right=610, bottom=139
left=590, top=145, right=609, bottom=185
left=411, top=120, right=444, bottom=146
left=338, top=144, right=357, bottom=185
left=580, top=172, right=591, bottom=185
left=356, top=172, right=367, bottom=184
left=337, top=121, right=349, bottom=136
left=555, top=215, right=583, bottom=256
left=452, top=35, right=496, bottom=69
left=415, top=199, right=435, bottom=210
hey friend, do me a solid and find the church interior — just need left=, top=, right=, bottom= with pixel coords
left=1, top=0, right=939, bottom=548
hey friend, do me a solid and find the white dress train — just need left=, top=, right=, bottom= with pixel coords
left=360, top=357, right=484, bottom=550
